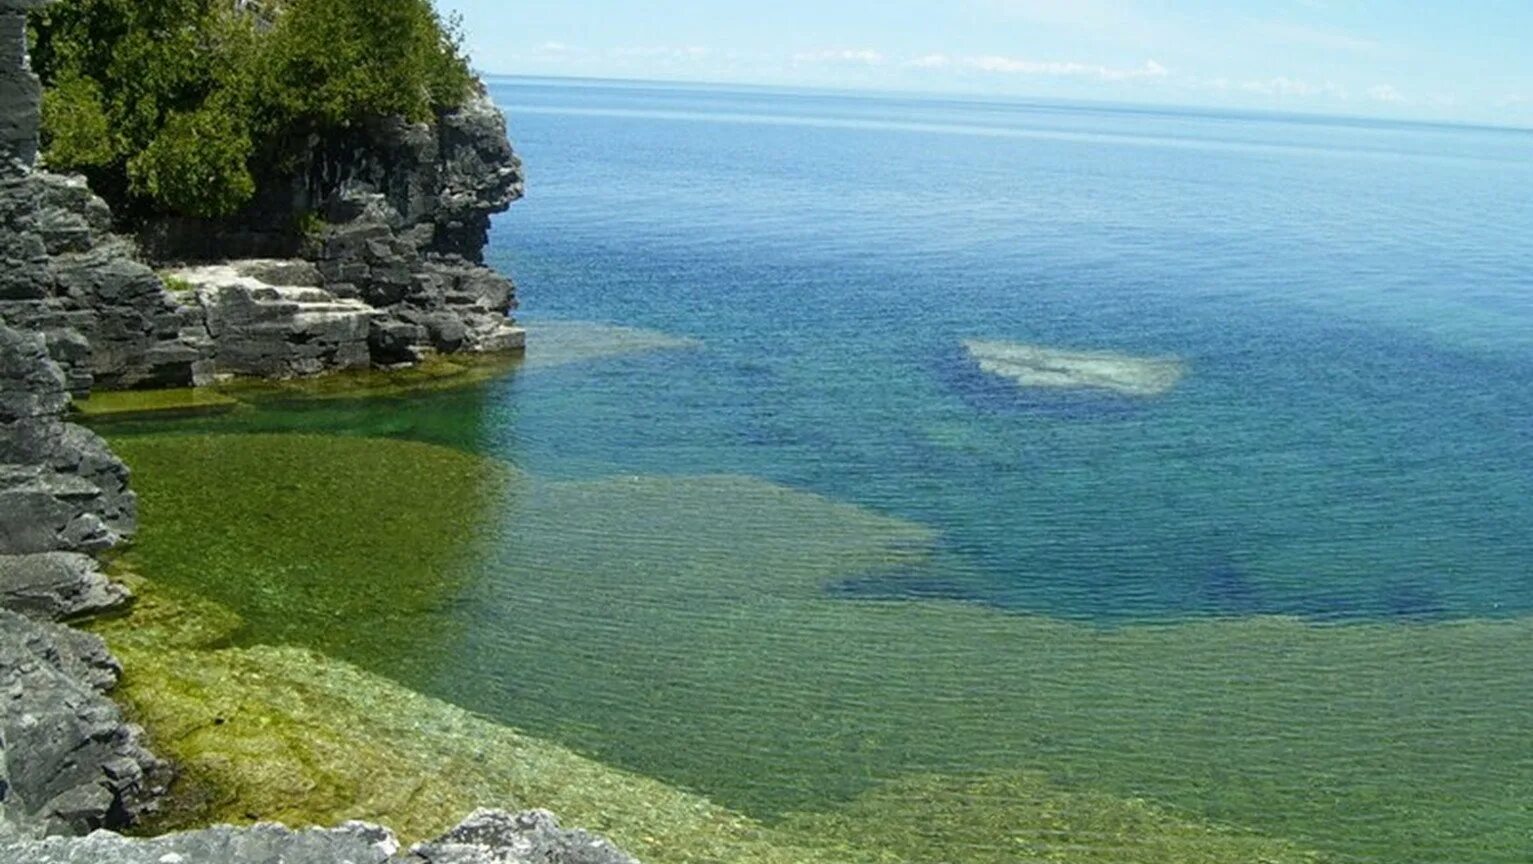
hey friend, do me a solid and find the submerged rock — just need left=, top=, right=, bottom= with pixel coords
left=963, top=339, right=1185, bottom=397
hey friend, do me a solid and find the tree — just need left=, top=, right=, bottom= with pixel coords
left=28, top=0, right=473, bottom=219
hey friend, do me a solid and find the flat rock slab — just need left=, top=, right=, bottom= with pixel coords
left=0, top=552, right=128, bottom=620
left=964, top=339, right=1186, bottom=397
left=72, top=388, right=240, bottom=422
left=167, top=263, right=378, bottom=379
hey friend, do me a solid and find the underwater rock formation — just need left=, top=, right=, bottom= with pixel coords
left=964, top=339, right=1186, bottom=397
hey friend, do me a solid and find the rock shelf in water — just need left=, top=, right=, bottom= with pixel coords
left=964, top=339, right=1186, bottom=397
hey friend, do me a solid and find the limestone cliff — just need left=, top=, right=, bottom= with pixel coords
left=1, top=3, right=637, bottom=861
left=3, top=0, right=525, bottom=389
left=1, top=0, right=210, bottom=392
left=139, top=88, right=527, bottom=365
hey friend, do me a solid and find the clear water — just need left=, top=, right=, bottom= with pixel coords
left=102, top=80, right=1533, bottom=862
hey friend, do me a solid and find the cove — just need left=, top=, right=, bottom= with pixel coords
left=89, top=78, right=1533, bottom=864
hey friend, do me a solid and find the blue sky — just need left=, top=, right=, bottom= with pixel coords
left=439, top=1, right=1533, bottom=126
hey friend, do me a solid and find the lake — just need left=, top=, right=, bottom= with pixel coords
left=104, top=78, right=1533, bottom=863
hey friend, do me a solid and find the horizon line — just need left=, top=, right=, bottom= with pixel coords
left=476, top=71, right=1533, bottom=137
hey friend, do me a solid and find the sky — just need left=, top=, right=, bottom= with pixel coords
left=438, top=1, right=1533, bottom=127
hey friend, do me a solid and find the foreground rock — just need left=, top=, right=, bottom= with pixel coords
left=964, top=339, right=1186, bottom=397
left=0, top=610, right=169, bottom=838
left=0, top=809, right=637, bottom=864
left=0, top=552, right=127, bottom=620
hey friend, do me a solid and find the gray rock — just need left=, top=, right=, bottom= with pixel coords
left=0, top=610, right=170, bottom=838
left=0, top=810, right=640, bottom=864
left=170, top=263, right=376, bottom=379
left=400, top=809, right=638, bottom=864
left=0, top=173, right=214, bottom=393
left=0, top=553, right=129, bottom=621
left=0, top=325, right=136, bottom=557
left=136, top=89, right=527, bottom=366
left=0, top=822, right=399, bottom=863
left=0, top=5, right=45, bottom=176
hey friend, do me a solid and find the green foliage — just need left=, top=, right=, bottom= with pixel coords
left=28, top=0, right=474, bottom=219
left=37, top=73, right=114, bottom=168
left=128, top=104, right=257, bottom=217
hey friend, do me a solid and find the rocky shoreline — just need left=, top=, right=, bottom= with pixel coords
left=1, top=1, right=638, bottom=860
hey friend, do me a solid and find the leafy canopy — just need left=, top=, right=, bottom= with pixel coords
left=28, top=0, right=474, bottom=219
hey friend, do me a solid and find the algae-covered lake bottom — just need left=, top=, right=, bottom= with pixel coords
left=90, top=80, right=1533, bottom=863
left=95, top=415, right=1533, bottom=864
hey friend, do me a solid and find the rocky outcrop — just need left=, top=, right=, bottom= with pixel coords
left=0, top=610, right=169, bottom=839
left=0, top=318, right=162, bottom=839
left=169, top=261, right=375, bottom=379
left=0, top=552, right=127, bottom=620
left=299, top=92, right=529, bottom=361
left=0, top=809, right=639, bottom=863
left=0, top=0, right=211, bottom=393
left=0, top=325, right=135, bottom=555
left=142, top=90, right=527, bottom=366
left=1, top=6, right=631, bottom=863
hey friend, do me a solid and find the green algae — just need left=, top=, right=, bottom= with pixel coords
left=74, top=388, right=241, bottom=420
left=89, top=579, right=1325, bottom=864
left=104, top=431, right=1533, bottom=864
left=785, top=772, right=1323, bottom=864
left=214, top=353, right=527, bottom=403
left=108, top=434, right=514, bottom=670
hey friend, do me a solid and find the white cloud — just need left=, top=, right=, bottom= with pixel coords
left=793, top=48, right=886, bottom=66
left=1366, top=84, right=1406, bottom=104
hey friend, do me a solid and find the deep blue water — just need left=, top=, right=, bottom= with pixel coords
left=482, top=78, right=1533, bottom=623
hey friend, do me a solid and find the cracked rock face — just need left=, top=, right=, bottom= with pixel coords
left=0, top=552, right=128, bottom=621
left=139, top=90, right=527, bottom=366
left=169, top=262, right=376, bottom=379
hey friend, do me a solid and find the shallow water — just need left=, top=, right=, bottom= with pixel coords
left=101, top=80, right=1533, bottom=862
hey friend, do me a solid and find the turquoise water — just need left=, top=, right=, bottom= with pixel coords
left=102, top=80, right=1533, bottom=861
left=488, top=79, right=1533, bottom=622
